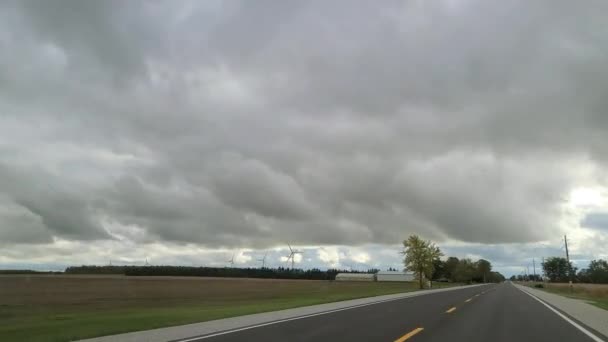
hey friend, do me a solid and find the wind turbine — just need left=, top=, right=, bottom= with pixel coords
left=258, top=252, right=268, bottom=268
left=286, top=243, right=303, bottom=269
left=227, top=252, right=235, bottom=268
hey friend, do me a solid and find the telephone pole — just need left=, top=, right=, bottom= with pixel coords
left=542, top=257, right=545, bottom=281
left=533, top=258, right=536, bottom=281
left=564, top=235, right=570, bottom=265
left=564, top=235, right=573, bottom=292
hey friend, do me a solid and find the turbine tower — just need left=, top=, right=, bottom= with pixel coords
left=258, top=252, right=268, bottom=268
left=227, top=252, right=235, bottom=268
left=286, top=243, right=302, bottom=269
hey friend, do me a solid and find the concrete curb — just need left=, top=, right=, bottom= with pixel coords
left=78, top=284, right=488, bottom=342
left=515, top=284, right=608, bottom=340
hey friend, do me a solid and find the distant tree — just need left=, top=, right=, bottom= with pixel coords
left=487, top=271, right=505, bottom=283
left=432, top=258, right=446, bottom=280
left=402, top=235, right=443, bottom=289
left=444, top=257, right=460, bottom=282
left=509, top=275, right=516, bottom=281
left=542, top=257, right=576, bottom=282
left=475, top=259, right=492, bottom=283
left=578, top=259, right=608, bottom=284
left=453, top=258, right=476, bottom=283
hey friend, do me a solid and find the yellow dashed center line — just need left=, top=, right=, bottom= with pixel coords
left=394, top=327, right=424, bottom=342
left=445, top=307, right=457, bottom=313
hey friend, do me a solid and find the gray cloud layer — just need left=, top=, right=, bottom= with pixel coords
left=2, top=0, right=608, bottom=249
left=581, top=212, right=608, bottom=231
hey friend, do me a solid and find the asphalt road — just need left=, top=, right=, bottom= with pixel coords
left=180, top=282, right=605, bottom=342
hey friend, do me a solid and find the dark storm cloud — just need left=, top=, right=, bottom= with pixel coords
left=0, top=164, right=109, bottom=241
left=1, top=0, right=608, bottom=249
left=0, top=198, right=53, bottom=244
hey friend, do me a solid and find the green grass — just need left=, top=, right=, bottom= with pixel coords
left=1, top=300, right=359, bottom=342
left=591, top=299, right=608, bottom=311
left=0, top=275, right=461, bottom=342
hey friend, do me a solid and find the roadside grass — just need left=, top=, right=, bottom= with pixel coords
left=523, top=282, right=608, bottom=311
left=0, top=275, right=461, bottom=342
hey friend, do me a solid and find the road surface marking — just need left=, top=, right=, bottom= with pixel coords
left=517, top=286, right=604, bottom=342
left=445, top=307, right=457, bottom=313
left=474, top=294, right=480, bottom=297
left=465, top=298, right=472, bottom=302
left=394, top=327, right=424, bottom=342
left=176, top=284, right=488, bottom=341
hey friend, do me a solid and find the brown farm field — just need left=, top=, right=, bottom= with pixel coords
left=0, top=274, right=458, bottom=342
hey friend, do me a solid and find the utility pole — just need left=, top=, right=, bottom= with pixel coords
left=541, top=257, right=547, bottom=283
left=533, top=258, right=536, bottom=281
left=564, top=235, right=573, bottom=292
left=564, top=235, right=570, bottom=265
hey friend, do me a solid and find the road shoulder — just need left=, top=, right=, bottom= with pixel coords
left=515, top=283, right=608, bottom=340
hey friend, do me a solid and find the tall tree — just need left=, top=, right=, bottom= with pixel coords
left=402, top=235, right=443, bottom=289
left=475, top=259, right=492, bottom=283
left=432, top=258, right=446, bottom=280
left=453, top=258, right=476, bottom=283
left=444, top=256, right=460, bottom=282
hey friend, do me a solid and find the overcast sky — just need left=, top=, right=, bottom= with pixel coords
left=2, top=0, right=608, bottom=277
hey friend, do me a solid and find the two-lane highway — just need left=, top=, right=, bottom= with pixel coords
left=179, top=282, right=605, bottom=342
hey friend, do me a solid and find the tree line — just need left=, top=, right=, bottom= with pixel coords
left=402, top=235, right=505, bottom=289
left=64, top=265, right=377, bottom=280
left=0, top=269, right=62, bottom=274
left=432, top=256, right=505, bottom=284
left=509, top=257, right=608, bottom=284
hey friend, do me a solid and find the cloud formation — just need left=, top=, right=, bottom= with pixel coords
left=2, top=1, right=608, bottom=273
left=581, top=212, right=608, bottom=231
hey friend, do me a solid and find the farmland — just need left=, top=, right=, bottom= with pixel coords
left=0, top=274, right=459, bottom=342
left=525, top=282, right=608, bottom=311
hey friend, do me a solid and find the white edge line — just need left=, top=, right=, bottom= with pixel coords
left=177, top=284, right=491, bottom=342
left=516, top=285, right=605, bottom=342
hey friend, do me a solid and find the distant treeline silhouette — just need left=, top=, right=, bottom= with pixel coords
left=65, top=266, right=127, bottom=274
left=64, top=265, right=379, bottom=280
left=0, top=269, right=62, bottom=274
